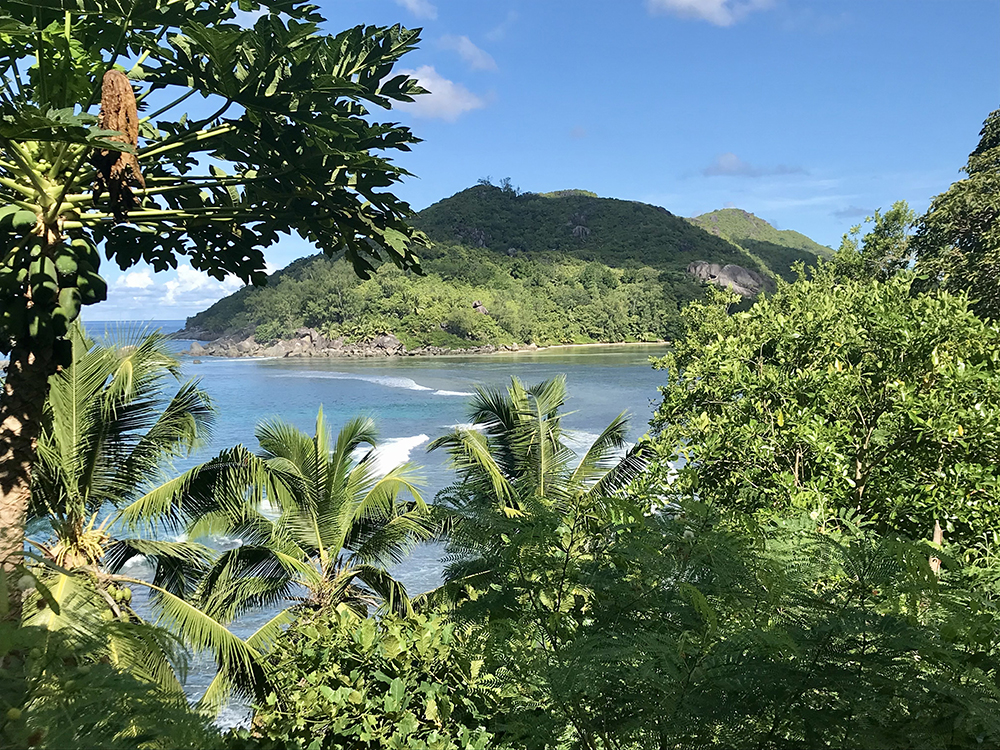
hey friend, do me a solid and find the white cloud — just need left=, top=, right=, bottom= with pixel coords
left=164, top=263, right=243, bottom=305
left=486, top=10, right=518, bottom=41
left=439, top=35, right=497, bottom=71
left=647, top=0, right=773, bottom=26
left=102, top=263, right=244, bottom=320
left=702, top=152, right=807, bottom=178
left=833, top=205, right=875, bottom=220
left=394, top=0, right=437, bottom=20
left=119, top=270, right=153, bottom=289
left=398, top=66, right=485, bottom=121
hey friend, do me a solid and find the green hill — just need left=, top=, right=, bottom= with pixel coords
left=184, top=186, right=829, bottom=349
left=688, top=208, right=832, bottom=281
left=414, top=184, right=757, bottom=273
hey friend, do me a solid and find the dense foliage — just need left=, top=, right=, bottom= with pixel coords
left=231, top=607, right=500, bottom=750
left=1, top=623, right=221, bottom=750
left=409, top=376, right=1000, bottom=749
left=651, top=265, right=1000, bottom=552
left=186, top=186, right=829, bottom=346
left=831, top=201, right=916, bottom=282
left=913, top=109, right=1000, bottom=319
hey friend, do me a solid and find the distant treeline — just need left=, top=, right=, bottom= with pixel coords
left=187, top=246, right=692, bottom=346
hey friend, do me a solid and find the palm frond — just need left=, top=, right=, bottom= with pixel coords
left=122, top=576, right=269, bottom=707
left=526, top=375, right=569, bottom=421
left=430, top=428, right=516, bottom=509
left=588, top=442, right=655, bottom=502
left=351, top=563, right=413, bottom=617
left=196, top=544, right=319, bottom=624
left=101, top=328, right=179, bottom=420
left=255, top=418, right=314, bottom=469
left=331, top=415, right=379, bottom=483
left=104, top=539, right=213, bottom=599
left=114, top=380, right=214, bottom=499
left=570, top=411, right=632, bottom=485
left=101, top=620, right=189, bottom=696
left=197, top=608, right=296, bottom=713
left=116, top=446, right=267, bottom=534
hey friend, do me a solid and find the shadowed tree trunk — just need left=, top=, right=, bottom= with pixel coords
left=0, top=343, right=55, bottom=622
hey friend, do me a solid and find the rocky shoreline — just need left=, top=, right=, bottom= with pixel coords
left=180, top=327, right=541, bottom=359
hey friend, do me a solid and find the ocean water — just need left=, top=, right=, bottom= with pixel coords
left=84, top=320, right=669, bottom=723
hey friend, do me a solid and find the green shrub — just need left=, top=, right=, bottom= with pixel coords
left=235, top=606, right=503, bottom=750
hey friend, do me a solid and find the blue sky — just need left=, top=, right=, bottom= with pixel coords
left=101, top=0, right=1000, bottom=320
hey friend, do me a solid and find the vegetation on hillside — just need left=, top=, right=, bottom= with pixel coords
left=413, top=184, right=767, bottom=272
left=187, top=185, right=830, bottom=347
left=187, top=245, right=691, bottom=347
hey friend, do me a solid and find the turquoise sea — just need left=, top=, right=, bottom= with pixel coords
left=85, top=320, right=670, bottom=723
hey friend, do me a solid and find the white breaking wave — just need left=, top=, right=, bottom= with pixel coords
left=272, top=370, right=475, bottom=397
left=275, top=371, right=433, bottom=391
left=354, top=434, right=429, bottom=477
left=259, top=497, right=281, bottom=520
left=563, top=430, right=601, bottom=454
left=563, top=429, right=635, bottom=462
left=121, top=555, right=154, bottom=577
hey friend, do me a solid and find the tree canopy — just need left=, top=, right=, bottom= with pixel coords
left=913, top=108, right=1000, bottom=318
left=652, top=265, right=1000, bottom=553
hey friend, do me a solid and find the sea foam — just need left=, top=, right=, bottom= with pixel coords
left=272, top=370, right=477, bottom=397
left=276, top=371, right=433, bottom=391
left=353, top=434, right=430, bottom=477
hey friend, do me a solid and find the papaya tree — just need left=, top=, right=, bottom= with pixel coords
left=0, top=0, right=427, bottom=619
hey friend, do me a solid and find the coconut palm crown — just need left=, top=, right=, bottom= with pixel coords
left=126, top=407, right=434, bottom=707
left=25, top=323, right=263, bottom=703
left=426, top=376, right=652, bottom=605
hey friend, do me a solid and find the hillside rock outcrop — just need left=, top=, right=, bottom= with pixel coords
left=687, top=261, right=770, bottom=297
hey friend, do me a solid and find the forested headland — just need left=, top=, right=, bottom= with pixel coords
left=183, top=184, right=830, bottom=350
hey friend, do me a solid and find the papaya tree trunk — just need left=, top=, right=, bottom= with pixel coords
left=0, top=343, right=54, bottom=622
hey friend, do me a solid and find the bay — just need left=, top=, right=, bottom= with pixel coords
left=84, top=320, right=669, bottom=722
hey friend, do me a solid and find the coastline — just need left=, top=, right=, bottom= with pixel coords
left=180, top=328, right=668, bottom=360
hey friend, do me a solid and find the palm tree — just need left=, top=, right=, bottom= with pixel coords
left=126, top=407, right=435, bottom=707
left=424, top=375, right=652, bottom=605
left=25, top=323, right=264, bottom=705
